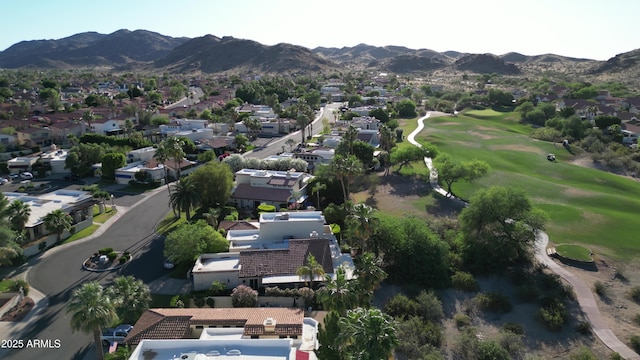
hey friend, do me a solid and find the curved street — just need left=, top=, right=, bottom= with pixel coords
left=411, top=112, right=640, bottom=360
left=3, top=187, right=171, bottom=360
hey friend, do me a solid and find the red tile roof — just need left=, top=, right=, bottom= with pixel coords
left=238, top=238, right=333, bottom=278
left=232, top=183, right=292, bottom=202
left=125, top=307, right=304, bottom=344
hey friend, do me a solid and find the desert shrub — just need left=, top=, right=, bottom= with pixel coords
left=569, top=347, right=598, bottom=360
left=451, top=271, right=479, bottom=292
left=501, top=322, right=524, bottom=335
left=610, top=352, right=624, bottom=360
left=453, top=312, right=471, bottom=328
left=99, top=247, right=114, bottom=255
left=193, top=297, right=205, bottom=307
left=593, top=281, right=606, bottom=297
left=396, top=316, right=443, bottom=355
left=537, top=299, right=568, bottom=331
left=634, top=313, right=640, bottom=326
left=383, top=293, right=418, bottom=319
left=630, top=286, right=640, bottom=303
left=477, top=340, right=510, bottom=360
left=630, top=335, right=640, bottom=353
left=415, top=291, right=444, bottom=322
left=107, top=251, right=118, bottom=262
left=9, top=279, right=29, bottom=296
left=575, top=321, right=591, bottom=335
left=474, top=292, right=512, bottom=313
left=208, top=281, right=226, bottom=296
left=231, top=285, right=258, bottom=307
left=206, top=297, right=215, bottom=308
left=498, top=329, right=524, bottom=358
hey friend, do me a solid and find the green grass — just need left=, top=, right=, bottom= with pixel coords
left=62, top=224, right=100, bottom=244
left=93, top=206, right=117, bottom=223
left=156, top=212, right=187, bottom=235
left=555, top=244, right=593, bottom=262
left=0, top=279, right=14, bottom=293
left=408, top=110, right=640, bottom=260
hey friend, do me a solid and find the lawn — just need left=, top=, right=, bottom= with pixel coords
left=555, top=244, right=593, bottom=262
left=62, top=224, right=100, bottom=244
left=407, top=110, right=640, bottom=260
left=92, top=206, right=117, bottom=223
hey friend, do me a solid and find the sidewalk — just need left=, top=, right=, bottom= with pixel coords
left=0, top=184, right=167, bottom=348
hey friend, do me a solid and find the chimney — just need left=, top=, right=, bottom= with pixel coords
left=263, top=318, right=276, bottom=333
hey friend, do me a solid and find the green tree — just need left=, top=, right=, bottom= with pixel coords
left=66, top=282, right=118, bottom=360
left=106, top=276, right=151, bottom=324
left=346, top=203, right=378, bottom=253
left=43, top=209, right=73, bottom=243
left=101, top=152, right=127, bottom=182
left=231, top=285, right=258, bottom=307
left=317, top=267, right=359, bottom=316
left=317, top=311, right=344, bottom=360
left=354, top=252, right=387, bottom=294
left=351, top=141, right=375, bottom=168
left=329, top=155, right=364, bottom=203
left=82, top=110, right=95, bottom=132
left=7, top=200, right=31, bottom=233
left=296, top=254, right=326, bottom=290
left=159, top=137, right=186, bottom=179
left=164, top=220, right=228, bottom=264
left=338, top=308, right=399, bottom=360
left=395, top=99, right=417, bottom=118
left=459, top=186, right=549, bottom=273
left=390, top=143, right=437, bottom=172
left=434, top=153, right=490, bottom=197
left=189, top=161, right=234, bottom=209
left=368, top=107, right=389, bottom=123
left=170, top=177, right=201, bottom=221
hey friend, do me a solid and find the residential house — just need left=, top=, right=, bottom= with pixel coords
left=196, top=136, right=235, bottom=156
left=38, top=146, right=70, bottom=174
left=2, top=190, right=96, bottom=244
left=159, top=119, right=208, bottom=136
left=7, top=156, right=39, bottom=174
left=293, top=148, right=334, bottom=174
left=351, top=116, right=381, bottom=131
left=15, top=126, right=52, bottom=147
left=125, top=307, right=317, bottom=359
left=230, top=169, right=312, bottom=211
left=191, top=211, right=354, bottom=291
left=622, top=97, right=640, bottom=114
left=90, top=118, right=122, bottom=136
left=48, top=120, right=84, bottom=145
left=356, top=129, right=380, bottom=147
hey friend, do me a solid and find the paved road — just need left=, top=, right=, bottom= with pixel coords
left=3, top=187, right=171, bottom=360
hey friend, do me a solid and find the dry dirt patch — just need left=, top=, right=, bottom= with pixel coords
left=490, top=144, right=544, bottom=153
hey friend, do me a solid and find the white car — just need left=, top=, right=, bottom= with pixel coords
left=9, top=173, right=18, bottom=180
left=101, top=324, right=133, bottom=347
left=0, top=178, right=7, bottom=185
left=19, top=172, right=33, bottom=180
left=164, top=258, right=175, bottom=269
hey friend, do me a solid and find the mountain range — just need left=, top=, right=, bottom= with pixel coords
left=0, top=29, right=638, bottom=78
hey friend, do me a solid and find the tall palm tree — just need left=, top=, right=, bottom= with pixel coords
left=338, top=308, right=399, bottom=360
left=164, top=136, right=186, bottom=180
left=66, top=281, right=119, bottom=360
left=43, top=209, right=73, bottom=243
left=330, top=155, right=364, bottom=203
left=317, top=266, right=358, bottom=316
left=354, top=252, right=387, bottom=295
left=105, top=276, right=151, bottom=324
left=7, top=200, right=31, bottom=233
left=82, top=110, right=95, bottom=133
left=124, top=118, right=135, bottom=137
left=170, top=177, right=201, bottom=221
left=296, top=254, right=325, bottom=290
left=311, top=182, right=326, bottom=210
left=347, top=203, right=379, bottom=254
left=153, top=141, right=172, bottom=194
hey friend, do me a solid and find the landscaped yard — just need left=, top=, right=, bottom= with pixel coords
left=407, top=110, right=640, bottom=260
left=555, top=244, right=593, bottom=262
left=62, top=224, right=100, bottom=244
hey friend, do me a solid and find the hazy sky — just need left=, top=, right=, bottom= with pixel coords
left=2, top=0, right=638, bottom=61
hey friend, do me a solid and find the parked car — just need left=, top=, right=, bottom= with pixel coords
left=19, top=172, right=33, bottom=180
left=0, top=178, right=8, bottom=185
left=163, top=258, right=175, bottom=270
left=9, top=173, right=18, bottom=180
left=101, top=324, right=133, bottom=347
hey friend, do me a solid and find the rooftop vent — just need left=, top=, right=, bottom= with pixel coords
left=310, top=231, right=319, bottom=238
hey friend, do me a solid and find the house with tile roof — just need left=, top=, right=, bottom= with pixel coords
left=124, top=308, right=318, bottom=360
left=230, top=168, right=312, bottom=211
left=191, top=211, right=354, bottom=291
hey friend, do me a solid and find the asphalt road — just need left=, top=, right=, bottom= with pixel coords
left=5, top=187, right=171, bottom=360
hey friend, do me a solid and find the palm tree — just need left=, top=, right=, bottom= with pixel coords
left=317, top=266, right=358, bottom=316
left=66, top=282, right=119, bottom=360
left=170, top=177, right=201, bottom=221
left=159, top=136, right=186, bottom=180
left=330, top=155, right=364, bottom=203
left=354, top=252, right=387, bottom=295
left=285, top=138, right=296, bottom=152
left=153, top=141, right=172, bottom=195
left=83, top=110, right=95, bottom=133
left=124, top=118, right=135, bottom=137
left=311, top=182, right=326, bottom=210
left=347, top=203, right=379, bottom=254
left=7, top=200, right=31, bottom=233
left=43, top=209, right=73, bottom=243
left=296, top=254, right=325, bottom=290
left=338, top=308, right=399, bottom=360
left=105, top=276, right=151, bottom=324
